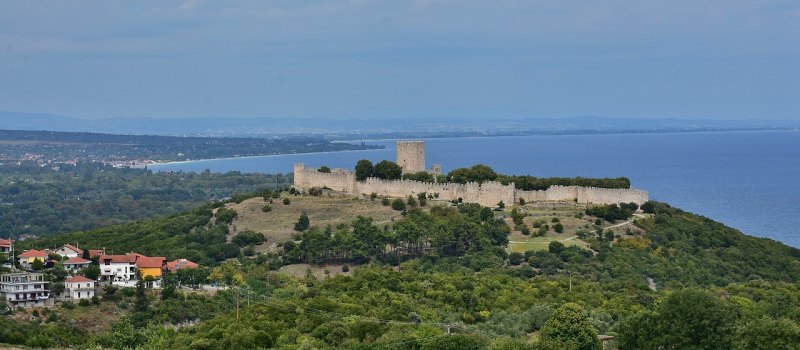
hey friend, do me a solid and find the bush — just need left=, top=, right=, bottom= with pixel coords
left=551, top=217, right=560, bottom=223
left=261, top=205, right=272, bottom=212
left=342, top=264, right=350, bottom=273
left=283, top=198, right=291, bottom=205
left=381, top=197, right=390, bottom=206
left=215, top=208, right=238, bottom=224
left=497, top=201, right=505, bottom=208
left=391, top=198, right=406, bottom=211
left=370, top=192, right=377, bottom=201
left=519, top=198, right=526, bottom=205
left=554, top=223, right=564, bottom=233
left=407, top=196, right=417, bottom=207
left=509, top=252, right=524, bottom=265
left=78, top=299, right=90, bottom=307
left=232, top=230, right=266, bottom=246
left=520, top=225, right=531, bottom=236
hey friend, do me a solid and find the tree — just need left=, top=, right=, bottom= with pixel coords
left=540, top=303, right=601, bottom=350
left=83, top=265, right=101, bottom=280
left=374, top=160, right=403, bottom=180
left=734, top=317, right=800, bottom=350
left=134, top=271, right=149, bottom=313
left=497, top=201, right=505, bottom=209
left=548, top=241, right=565, bottom=254
left=554, top=223, right=564, bottom=233
left=30, top=258, right=44, bottom=270
left=318, top=166, right=331, bottom=173
left=391, top=198, right=406, bottom=211
left=283, top=198, right=291, bottom=205
left=618, top=289, right=737, bottom=350
left=355, top=160, right=375, bottom=181
left=294, top=212, right=310, bottom=232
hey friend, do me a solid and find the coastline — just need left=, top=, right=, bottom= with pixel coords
left=149, top=128, right=798, bottom=167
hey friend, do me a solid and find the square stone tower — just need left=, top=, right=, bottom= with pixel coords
left=396, top=141, right=425, bottom=174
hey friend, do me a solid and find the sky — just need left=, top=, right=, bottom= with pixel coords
left=0, top=0, right=798, bottom=120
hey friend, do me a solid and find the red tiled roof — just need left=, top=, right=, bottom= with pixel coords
left=88, top=249, right=105, bottom=258
left=65, top=276, right=95, bottom=283
left=65, top=257, right=91, bottom=264
left=18, top=249, right=48, bottom=258
left=136, top=256, right=166, bottom=268
left=0, top=238, right=11, bottom=247
left=99, top=254, right=138, bottom=264
left=61, top=244, right=84, bottom=255
left=167, top=259, right=199, bottom=272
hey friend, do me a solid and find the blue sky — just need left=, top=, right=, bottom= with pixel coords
left=0, top=0, right=797, bottom=120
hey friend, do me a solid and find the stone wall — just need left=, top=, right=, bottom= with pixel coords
left=294, top=163, right=648, bottom=207
left=396, top=141, right=425, bottom=174
left=293, top=164, right=356, bottom=193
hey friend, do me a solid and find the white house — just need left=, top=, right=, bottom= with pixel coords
left=0, top=238, right=11, bottom=269
left=98, top=253, right=140, bottom=283
left=54, top=244, right=83, bottom=259
left=64, top=276, right=95, bottom=300
left=64, top=257, right=91, bottom=272
left=0, top=272, right=50, bottom=308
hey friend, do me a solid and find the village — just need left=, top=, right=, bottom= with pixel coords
left=0, top=238, right=201, bottom=309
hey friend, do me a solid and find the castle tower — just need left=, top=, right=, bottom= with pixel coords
left=396, top=141, right=425, bottom=174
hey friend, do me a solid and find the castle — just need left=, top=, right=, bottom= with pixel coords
left=293, top=141, right=648, bottom=207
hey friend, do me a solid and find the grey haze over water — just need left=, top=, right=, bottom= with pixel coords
left=151, top=131, right=800, bottom=247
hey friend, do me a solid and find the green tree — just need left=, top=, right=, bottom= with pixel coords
left=294, top=212, right=310, bottom=232
left=554, top=223, right=564, bottom=233
left=374, top=160, right=403, bottom=180
left=618, top=289, right=737, bottom=350
left=540, top=303, right=601, bottom=350
left=30, top=258, right=44, bottom=270
left=134, top=271, right=149, bottom=313
left=355, top=160, right=375, bottom=181
left=735, top=317, right=800, bottom=350
left=318, top=166, right=331, bottom=173
left=391, top=198, right=406, bottom=211
left=83, top=265, right=101, bottom=280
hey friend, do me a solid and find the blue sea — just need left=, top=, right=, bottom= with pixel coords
left=150, top=131, right=800, bottom=247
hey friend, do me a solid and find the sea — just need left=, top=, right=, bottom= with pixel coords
left=149, top=130, right=800, bottom=247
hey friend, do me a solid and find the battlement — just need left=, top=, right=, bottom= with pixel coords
left=292, top=142, right=648, bottom=207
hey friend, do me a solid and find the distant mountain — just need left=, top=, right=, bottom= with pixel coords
left=0, top=110, right=797, bottom=138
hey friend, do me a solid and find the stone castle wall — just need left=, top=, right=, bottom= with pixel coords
left=294, top=163, right=648, bottom=207
left=396, top=141, right=426, bottom=174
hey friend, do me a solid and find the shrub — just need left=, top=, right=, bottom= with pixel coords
left=407, top=196, right=417, bottom=207
left=78, top=299, right=90, bottom=307
left=261, top=205, right=272, bottom=212
left=554, top=223, right=564, bottom=233
left=370, top=192, right=377, bottom=201
left=215, top=208, right=238, bottom=224
left=283, top=198, right=291, bottom=205
left=391, top=198, right=406, bottom=211
left=520, top=225, right=531, bottom=236
left=232, top=230, right=266, bottom=246
left=342, top=264, right=350, bottom=273
left=551, top=217, right=560, bottom=223
left=381, top=197, right=390, bottom=206
left=509, top=252, right=524, bottom=265
left=497, top=201, right=505, bottom=208
left=318, top=166, right=331, bottom=173
left=519, top=198, right=526, bottom=205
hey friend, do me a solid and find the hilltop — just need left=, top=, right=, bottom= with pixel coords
left=6, top=190, right=800, bottom=349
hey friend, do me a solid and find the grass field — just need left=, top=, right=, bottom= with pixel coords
left=226, top=194, right=403, bottom=244
left=507, top=236, right=590, bottom=253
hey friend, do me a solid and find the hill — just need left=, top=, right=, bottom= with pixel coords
left=6, top=193, right=800, bottom=349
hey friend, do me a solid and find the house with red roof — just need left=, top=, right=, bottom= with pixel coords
left=0, top=238, right=11, bottom=254
left=98, top=254, right=139, bottom=283
left=167, top=258, right=199, bottom=273
left=17, top=249, right=49, bottom=269
left=64, top=275, right=95, bottom=300
left=64, top=257, right=91, bottom=272
left=54, top=244, right=83, bottom=259
left=88, top=249, right=105, bottom=258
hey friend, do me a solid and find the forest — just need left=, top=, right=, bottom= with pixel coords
left=4, top=192, right=800, bottom=349
left=0, top=162, right=289, bottom=236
